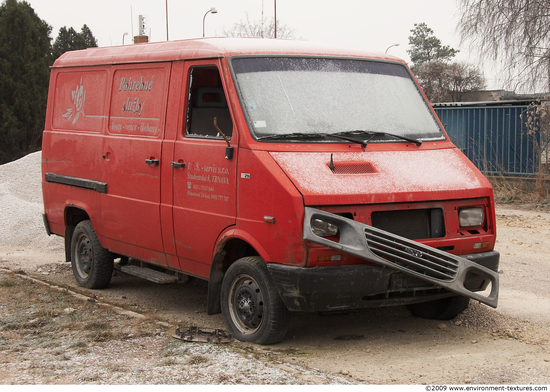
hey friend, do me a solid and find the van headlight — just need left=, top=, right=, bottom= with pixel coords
left=311, top=219, right=339, bottom=237
left=459, top=207, right=485, bottom=227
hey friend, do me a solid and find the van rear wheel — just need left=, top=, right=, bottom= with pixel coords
left=221, top=256, right=290, bottom=345
left=71, top=220, right=113, bottom=289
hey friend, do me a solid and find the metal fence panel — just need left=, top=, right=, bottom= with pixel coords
left=434, top=105, right=549, bottom=177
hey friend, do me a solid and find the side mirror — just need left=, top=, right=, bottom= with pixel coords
left=213, top=117, right=233, bottom=160
left=225, top=146, right=234, bottom=160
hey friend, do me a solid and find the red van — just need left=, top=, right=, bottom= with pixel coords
left=42, top=38, right=499, bottom=344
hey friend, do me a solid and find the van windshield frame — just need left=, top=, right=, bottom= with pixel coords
left=229, top=56, right=445, bottom=143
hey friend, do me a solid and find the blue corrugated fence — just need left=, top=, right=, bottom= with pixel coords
left=434, top=104, right=549, bottom=177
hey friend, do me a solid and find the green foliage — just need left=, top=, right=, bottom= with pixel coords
left=407, top=22, right=484, bottom=103
left=407, top=22, right=458, bottom=70
left=0, top=0, right=52, bottom=164
left=52, top=24, right=97, bottom=60
left=0, top=0, right=98, bottom=164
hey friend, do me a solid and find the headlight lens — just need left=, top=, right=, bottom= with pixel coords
left=311, top=219, right=339, bottom=237
left=459, top=207, right=485, bottom=227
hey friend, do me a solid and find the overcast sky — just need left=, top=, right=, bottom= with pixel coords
left=26, top=0, right=503, bottom=89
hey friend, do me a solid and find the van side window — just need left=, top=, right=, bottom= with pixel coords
left=185, top=67, right=233, bottom=139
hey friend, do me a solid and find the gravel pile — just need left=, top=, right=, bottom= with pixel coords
left=0, top=151, right=62, bottom=251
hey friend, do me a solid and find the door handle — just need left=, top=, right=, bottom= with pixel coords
left=171, top=161, right=186, bottom=168
left=145, top=159, right=160, bottom=166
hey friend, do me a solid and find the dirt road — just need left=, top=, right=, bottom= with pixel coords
left=1, top=205, right=549, bottom=384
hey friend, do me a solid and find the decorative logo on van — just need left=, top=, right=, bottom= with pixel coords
left=404, top=247, right=424, bottom=259
left=63, top=78, right=86, bottom=124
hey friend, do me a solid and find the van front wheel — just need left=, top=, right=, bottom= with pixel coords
left=221, top=257, right=290, bottom=344
left=71, top=220, right=113, bottom=289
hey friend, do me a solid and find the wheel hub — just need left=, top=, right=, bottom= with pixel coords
left=76, top=237, right=92, bottom=277
left=231, top=277, right=263, bottom=332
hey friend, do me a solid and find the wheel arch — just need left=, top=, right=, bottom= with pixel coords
left=207, top=234, right=262, bottom=315
left=63, top=205, right=91, bottom=262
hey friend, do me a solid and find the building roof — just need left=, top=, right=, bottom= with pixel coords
left=433, top=99, right=545, bottom=108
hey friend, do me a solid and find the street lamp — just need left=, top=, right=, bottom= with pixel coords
left=385, top=43, right=400, bottom=53
left=202, top=7, right=218, bottom=37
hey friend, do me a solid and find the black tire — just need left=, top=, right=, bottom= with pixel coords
left=70, top=220, right=113, bottom=289
left=221, top=256, right=290, bottom=345
left=406, top=295, right=470, bottom=320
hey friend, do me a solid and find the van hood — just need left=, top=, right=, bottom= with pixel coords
left=270, top=148, right=490, bottom=206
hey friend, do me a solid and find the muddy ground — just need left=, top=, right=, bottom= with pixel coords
left=1, top=205, right=549, bottom=384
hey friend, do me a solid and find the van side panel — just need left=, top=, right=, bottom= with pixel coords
left=236, top=149, right=306, bottom=266
left=42, top=68, right=110, bottom=237
left=171, top=60, right=238, bottom=278
left=159, top=60, right=185, bottom=264
left=100, top=63, right=171, bottom=267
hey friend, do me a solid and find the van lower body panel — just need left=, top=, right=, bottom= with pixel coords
left=301, top=208, right=499, bottom=308
left=267, top=250, right=499, bottom=313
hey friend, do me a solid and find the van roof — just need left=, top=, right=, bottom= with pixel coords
left=52, top=37, right=402, bottom=68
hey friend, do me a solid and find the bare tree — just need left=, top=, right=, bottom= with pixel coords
left=222, top=14, right=296, bottom=39
left=447, top=62, right=486, bottom=102
left=457, top=0, right=550, bottom=91
left=414, top=61, right=450, bottom=102
left=414, top=61, right=485, bottom=103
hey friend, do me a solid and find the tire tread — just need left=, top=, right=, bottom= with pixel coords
left=70, top=220, right=113, bottom=289
left=221, top=256, right=290, bottom=344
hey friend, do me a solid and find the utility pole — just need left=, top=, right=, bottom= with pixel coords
left=274, top=0, right=277, bottom=38
left=165, top=0, right=169, bottom=41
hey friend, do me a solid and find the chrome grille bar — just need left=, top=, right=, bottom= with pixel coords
left=364, top=227, right=459, bottom=280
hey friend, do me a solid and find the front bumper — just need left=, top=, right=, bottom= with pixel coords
left=267, top=250, right=499, bottom=313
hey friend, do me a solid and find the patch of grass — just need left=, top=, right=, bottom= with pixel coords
left=217, top=373, right=236, bottom=383
left=68, top=340, right=88, bottom=349
left=161, top=357, right=179, bottom=366
left=0, top=279, right=16, bottom=287
left=56, top=352, right=71, bottom=361
left=107, top=363, right=128, bottom=373
left=187, top=355, right=208, bottom=366
left=0, top=272, right=168, bottom=372
left=79, top=374, right=102, bottom=383
left=491, top=176, right=550, bottom=208
left=162, top=340, right=187, bottom=357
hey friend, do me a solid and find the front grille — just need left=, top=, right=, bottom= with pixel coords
left=371, top=208, right=445, bottom=239
left=364, top=226, right=459, bottom=281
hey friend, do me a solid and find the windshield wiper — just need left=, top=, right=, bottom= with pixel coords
left=257, top=132, right=328, bottom=141
left=331, top=130, right=422, bottom=147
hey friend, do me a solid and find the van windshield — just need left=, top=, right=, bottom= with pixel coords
left=231, top=57, right=444, bottom=143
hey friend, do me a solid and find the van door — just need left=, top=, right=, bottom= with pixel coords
left=171, top=62, right=237, bottom=277
left=102, top=63, right=171, bottom=265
